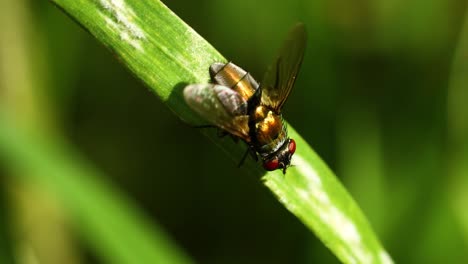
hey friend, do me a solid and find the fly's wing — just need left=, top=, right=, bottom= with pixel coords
left=261, top=23, right=307, bottom=112
left=184, top=84, right=250, bottom=141
left=210, top=62, right=259, bottom=101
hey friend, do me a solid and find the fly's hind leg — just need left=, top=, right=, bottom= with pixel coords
left=193, top=125, right=231, bottom=138
left=229, top=134, right=240, bottom=143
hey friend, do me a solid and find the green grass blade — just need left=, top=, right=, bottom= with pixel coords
left=50, top=0, right=392, bottom=262
left=448, top=6, right=468, bottom=243
left=0, top=114, right=193, bottom=264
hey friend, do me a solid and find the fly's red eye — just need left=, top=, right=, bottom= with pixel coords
left=264, top=159, right=279, bottom=171
left=288, top=139, right=296, bottom=154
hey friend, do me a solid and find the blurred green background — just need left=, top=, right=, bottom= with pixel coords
left=1, top=0, right=468, bottom=263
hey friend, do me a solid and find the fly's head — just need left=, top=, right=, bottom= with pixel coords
left=263, top=138, right=296, bottom=174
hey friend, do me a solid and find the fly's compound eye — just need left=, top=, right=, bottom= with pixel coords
left=263, top=158, right=280, bottom=171
left=288, top=139, right=296, bottom=154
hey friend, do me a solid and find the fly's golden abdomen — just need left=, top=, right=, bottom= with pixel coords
left=210, top=62, right=258, bottom=101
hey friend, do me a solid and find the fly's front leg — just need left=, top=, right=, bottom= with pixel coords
left=238, top=145, right=258, bottom=168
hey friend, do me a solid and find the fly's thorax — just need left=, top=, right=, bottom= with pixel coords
left=250, top=105, right=288, bottom=155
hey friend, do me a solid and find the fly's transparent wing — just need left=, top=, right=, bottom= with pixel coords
left=261, top=23, right=307, bottom=112
left=184, top=84, right=250, bottom=141
left=210, top=62, right=259, bottom=101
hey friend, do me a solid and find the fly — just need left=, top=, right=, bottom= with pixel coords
left=184, top=23, right=307, bottom=173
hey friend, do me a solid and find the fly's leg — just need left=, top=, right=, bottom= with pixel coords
left=193, top=125, right=232, bottom=139
left=217, top=129, right=230, bottom=138
left=193, top=124, right=217, bottom=129
left=238, top=145, right=258, bottom=168
left=229, top=134, right=240, bottom=143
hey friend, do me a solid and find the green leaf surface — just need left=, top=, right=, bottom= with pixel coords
left=50, top=0, right=392, bottom=263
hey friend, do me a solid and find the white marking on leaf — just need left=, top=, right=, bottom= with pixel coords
left=99, top=0, right=146, bottom=50
left=267, top=153, right=391, bottom=263
left=379, top=251, right=394, bottom=264
left=293, top=154, right=321, bottom=185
